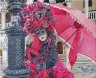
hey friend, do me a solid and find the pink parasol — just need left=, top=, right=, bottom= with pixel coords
left=49, top=3, right=96, bottom=66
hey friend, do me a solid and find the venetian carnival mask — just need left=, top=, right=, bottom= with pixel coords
left=36, top=28, right=47, bottom=41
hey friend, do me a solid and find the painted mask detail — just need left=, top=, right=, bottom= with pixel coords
left=36, top=28, right=47, bottom=41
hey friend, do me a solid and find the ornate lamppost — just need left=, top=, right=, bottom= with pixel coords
left=3, top=0, right=29, bottom=78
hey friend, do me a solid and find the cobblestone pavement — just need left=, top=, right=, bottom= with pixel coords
left=0, top=61, right=96, bottom=78
left=72, top=67, right=96, bottom=78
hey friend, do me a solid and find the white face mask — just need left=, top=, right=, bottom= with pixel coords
left=36, top=28, right=47, bottom=41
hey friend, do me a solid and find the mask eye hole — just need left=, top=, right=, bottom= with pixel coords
left=23, top=11, right=28, bottom=17
left=41, top=29, right=45, bottom=34
left=36, top=28, right=46, bottom=36
left=36, top=31, right=40, bottom=36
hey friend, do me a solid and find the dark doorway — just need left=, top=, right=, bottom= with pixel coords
left=83, top=0, right=92, bottom=8
left=57, top=41, right=63, bottom=54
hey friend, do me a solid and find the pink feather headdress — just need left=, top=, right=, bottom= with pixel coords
left=19, top=1, right=54, bottom=34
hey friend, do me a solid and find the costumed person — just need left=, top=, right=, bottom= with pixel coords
left=63, top=0, right=67, bottom=6
left=19, top=1, right=74, bottom=78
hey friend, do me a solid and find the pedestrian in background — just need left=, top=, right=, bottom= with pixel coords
left=0, top=48, right=2, bottom=62
left=63, top=1, right=67, bottom=6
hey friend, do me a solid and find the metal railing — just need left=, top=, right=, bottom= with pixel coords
left=88, top=10, right=96, bottom=23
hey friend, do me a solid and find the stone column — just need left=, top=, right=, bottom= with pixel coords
left=3, top=0, right=29, bottom=78
left=84, top=0, right=89, bottom=18
left=0, top=30, right=8, bottom=63
left=1, top=11, right=6, bottom=29
left=65, top=44, right=71, bottom=70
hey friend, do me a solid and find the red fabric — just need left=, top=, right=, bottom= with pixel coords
left=27, top=58, right=74, bottom=78
left=20, top=1, right=54, bottom=34
left=23, top=61, right=36, bottom=72
left=26, top=34, right=40, bottom=61
left=24, top=34, right=40, bottom=72
left=53, top=58, right=74, bottom=78
left=69, top=29, right=81, bottom=66
left=31, top=34, right=40, bottom=55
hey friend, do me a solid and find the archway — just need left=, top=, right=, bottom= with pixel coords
left=57, top=41, right=63, bottom=54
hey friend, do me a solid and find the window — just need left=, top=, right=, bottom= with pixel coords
left=57, top=41, right=63, bottom=54
left=89, top=0, right=92, bottom=7
left=56, top=0, right=64, bottom=3
left=0, top=12, right=11, bottom=24
left=6, top=12, right=11, bottom=23
left=83, top=0, right=92, bottom=8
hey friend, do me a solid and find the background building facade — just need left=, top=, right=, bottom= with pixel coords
left=71, top=0, right=96, bottom=12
